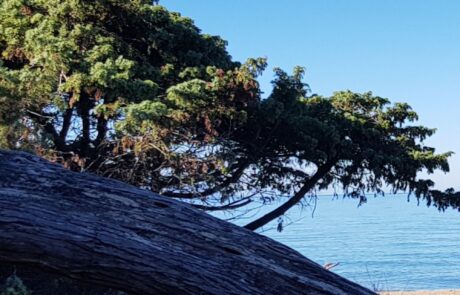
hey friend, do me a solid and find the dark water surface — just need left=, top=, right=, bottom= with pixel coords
left=259, top=196, right=460, bottom=290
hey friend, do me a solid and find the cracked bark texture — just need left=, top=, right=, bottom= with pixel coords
left=0, top=150, right=375, bottom=295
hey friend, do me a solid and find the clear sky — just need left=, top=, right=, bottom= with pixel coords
left=161, top=0, right=460, bottom=190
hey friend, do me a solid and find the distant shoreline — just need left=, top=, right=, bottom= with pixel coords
left=380, top=290, right=460, bottom=295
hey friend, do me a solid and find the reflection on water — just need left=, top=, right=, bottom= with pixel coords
left=258, top=195, right=460, bottom=290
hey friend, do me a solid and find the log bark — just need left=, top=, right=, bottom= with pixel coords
left=0, top=150, right=375, bottom=295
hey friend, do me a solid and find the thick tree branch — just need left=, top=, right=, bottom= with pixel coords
left=163, top=159, right=250, bottom=199
left=244, top=160, right=336, bottom=231
left=192, top=198, right=252, bottom=211
left=59, top=107, right=73, bottom=141
left=93, top=115, right=108, bottom=148
left=27, top=110, right=68, bottom=152
left=79, top=94, right=91, bottom=158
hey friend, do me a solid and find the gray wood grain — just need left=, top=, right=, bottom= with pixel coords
left=0, top=150, right=375, bottom=295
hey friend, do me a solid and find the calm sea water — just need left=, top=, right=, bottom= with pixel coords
left=259, top=195, right=460, bottom=291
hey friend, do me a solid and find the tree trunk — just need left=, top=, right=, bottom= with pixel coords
left=0, top=150, right=374, bottom=295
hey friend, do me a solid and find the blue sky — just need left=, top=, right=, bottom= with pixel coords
left=161, top=0, right=460, bottom=190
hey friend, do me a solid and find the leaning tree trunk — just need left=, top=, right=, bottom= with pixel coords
left=0, top=150, right=374, bottom=295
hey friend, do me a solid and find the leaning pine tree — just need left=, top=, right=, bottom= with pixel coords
left=0, top=0, right=458, bottom=231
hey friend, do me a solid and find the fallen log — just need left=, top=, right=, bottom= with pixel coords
left=0, top=150, right=375, bottom=295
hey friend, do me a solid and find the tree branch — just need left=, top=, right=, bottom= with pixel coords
left=79, top=94, right=91, bottom=158
left=163, top=158, right=250, bottom=199
left=27, top=110, right=68, bottom=152
left=59, top=107, right=73, bottom=141
left=244, top=160, right=336, bottom=231
left=93, top=115, right=108, bottom=148
left=192, top=198, right=252, bottom=211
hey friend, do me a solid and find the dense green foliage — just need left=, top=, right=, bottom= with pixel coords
left=0, top=0, right=457, bottom=230
left=0, top=0, right=260, bottom=187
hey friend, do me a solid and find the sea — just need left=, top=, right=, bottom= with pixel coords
left=223, top=195, right=460, bottom=291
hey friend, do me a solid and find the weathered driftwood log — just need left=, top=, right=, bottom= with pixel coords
left=0, top=150, right=375, bottom=295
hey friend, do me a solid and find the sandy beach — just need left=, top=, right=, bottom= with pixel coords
left=380, top=291, right=460, bottom=295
